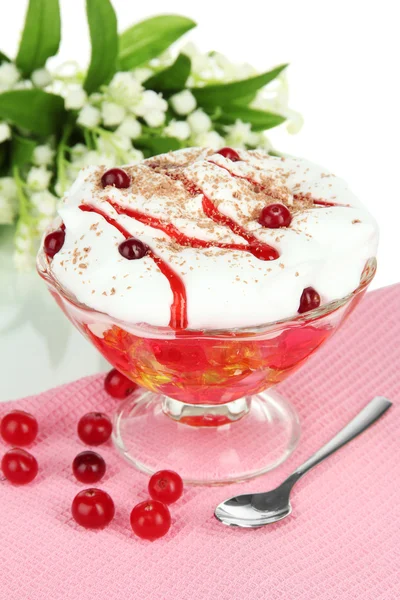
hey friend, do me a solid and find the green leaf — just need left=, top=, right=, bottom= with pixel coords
left=84, top=0, right=118, bottom=94
left=134, top=136, right=182, bottom=157
left=144, top=53, right=191, bottom=93
left=191, top=64, right=288, bottom=107
left=11, top=134, right=37, bottom=168
left=0, top=90, right=66, bottom=136
left=0, top=51, right=10, bottom=63
left=215, top=106, right=286, bottom=131
left=119, top=15, right=196, bottom=71
left=16, top=0, right=61, bottom=77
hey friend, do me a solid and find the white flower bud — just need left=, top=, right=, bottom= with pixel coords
left=225, top=119, right=256, bottom=148
left=30, top=190, right=57, bottom=216
left=0, top=122, right=11, bottom=143
left=0, top=176, right=18, bottom=198
left=0, top=195, right=14, bottom=224
left=27, top=167, right=52, bottom=191
left=116, top=116, right=142, bottom=139
left=101, top=101, right=126, bottom=127
left=0, top=62, right=20, bottom=88
left=169, top=90, right=196, bottom=116
left=109, top=72, right=143, bottom=107
left=77, top=105, right=101, bottom=129
left=33, top=145, right=55, bottom=166
left=31, top=68, right=52, bottom=88
left=132, top=68, right=153, bottom=83
left=70, top=143, right=87, bottom=162
left=134, top=90, right=168, bottom=117
left=164, top=120, right=190, bottom=140
left=194, top=131, right=225, bottom=149
left=187, top=109, right=211, bottom=134
left=65, top=87, right=88, bottom=110
left=82, top=150, right=115, bottom=168
left=143, top=110, right=166, bottom=128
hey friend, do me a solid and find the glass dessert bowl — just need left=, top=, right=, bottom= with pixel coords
left=37, top=147, right=378, bottom=484
left=37, top=255, right=376, bottom=484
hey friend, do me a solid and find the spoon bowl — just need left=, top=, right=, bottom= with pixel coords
left=215, top=485, right=293, bottom=528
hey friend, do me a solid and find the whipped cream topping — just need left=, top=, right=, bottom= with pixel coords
left=44, top=148, right=378, bottom=330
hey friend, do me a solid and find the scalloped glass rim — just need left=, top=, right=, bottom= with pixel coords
left=36, top=250, right=377, bottom=339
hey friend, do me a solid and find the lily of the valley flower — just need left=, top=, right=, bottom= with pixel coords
left=108, top=72, right=143, bottom=107
left=116, top=116, right=142, bottom=139
left=187, top=109, right=211, bottom=134
left=101, top=101, right=126, bottom=127
left=0, top=61, right=20, bottom=91
left=133, top=90, right=168, bottom=127
left=26, top=167, right=52, bottom=191
left=65, top=86, right=88, bottom=110
left=169, top=90, right=197, bottom=116
left=132, top=68, right=153, bottom=83
left=33, top=145, right=55, bottom=167
left=194, top=131, right=225, bottom=149
left=225, top=120, right=260, bottom=148
left=77, top=104, right=101, bottom=129
left=164, top=120, right=191, bottom=140
left=31, top=68, right=52, bottom=88
left=30, top=190, right=57, bottom=216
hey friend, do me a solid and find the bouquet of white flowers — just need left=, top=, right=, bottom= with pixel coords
left=0, top=0, right=301, bottom=269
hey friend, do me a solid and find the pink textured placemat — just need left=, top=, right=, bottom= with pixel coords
left=1, top=285, right=399, bottom=600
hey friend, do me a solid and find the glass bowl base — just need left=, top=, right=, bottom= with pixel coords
left=112, top=389, right=301, bottom=485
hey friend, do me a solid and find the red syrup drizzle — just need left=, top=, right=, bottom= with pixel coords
left=79, top=204, right=188, bottom=330
left=201, top=197, right=278, bottom=260
left=150, top=168, right=279, bottom=261
left=108, top=200, right=278, bottom=261
left=294, top=194, right=340, bottom=208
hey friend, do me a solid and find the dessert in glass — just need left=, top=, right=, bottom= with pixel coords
left=37, top=147, right=378, bottom=484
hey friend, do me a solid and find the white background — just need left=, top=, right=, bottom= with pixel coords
left=1, top=0, right=399, bottom=400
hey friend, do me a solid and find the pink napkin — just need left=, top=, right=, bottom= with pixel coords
left=1, top=284, right=399, bottom=600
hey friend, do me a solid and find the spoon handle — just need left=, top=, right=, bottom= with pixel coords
left=290, top=396, right=392, bottom=483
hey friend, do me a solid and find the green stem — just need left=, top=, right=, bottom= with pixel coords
left=83, top=128, right=95, bottom=150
